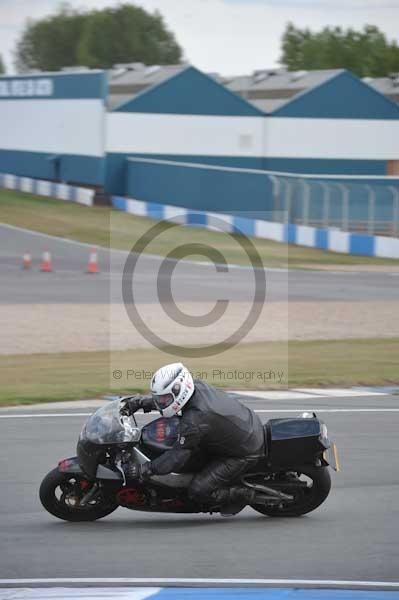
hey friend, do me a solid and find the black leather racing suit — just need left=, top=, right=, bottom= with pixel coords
left=137, top=380, right=265, bottom=504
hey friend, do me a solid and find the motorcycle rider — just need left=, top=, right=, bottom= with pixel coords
left=125, top=362, right=266, bottom=512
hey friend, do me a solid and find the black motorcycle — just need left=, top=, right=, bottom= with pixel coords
left=40, top=398, right=339, bottom=521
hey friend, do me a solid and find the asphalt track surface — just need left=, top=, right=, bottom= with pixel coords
left=1, top=394, right=398, bottom=583
left=1, top=223, right=399, bottom=305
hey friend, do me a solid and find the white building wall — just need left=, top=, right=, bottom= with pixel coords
left=106, top=113, right=265, bottom=157
left=264, top=118, right=399, bottom=160
left=108, top=113, right=399, bottom=162
left=0, top=99, right=104, bottom=157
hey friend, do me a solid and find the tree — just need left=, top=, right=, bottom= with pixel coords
left=14, top=3, right=182, bottom=73
left=14, top=5, right=88, bottom=72
left=77, top=5, right=182, bottom=69
left=280, top=23, right=399, bottom=78
left=0, top=54, right=5, bottom=74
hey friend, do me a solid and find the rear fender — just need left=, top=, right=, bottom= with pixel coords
left=58, top=457, right=83, bottom=474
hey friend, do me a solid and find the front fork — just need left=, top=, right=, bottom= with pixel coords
left=58, top=457, right=120, bottom=508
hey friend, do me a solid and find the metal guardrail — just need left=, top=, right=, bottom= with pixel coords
left=270, top=175, right=399, bottom=237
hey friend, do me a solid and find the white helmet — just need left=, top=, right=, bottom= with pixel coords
left=150, top=362, right=194, bottom=418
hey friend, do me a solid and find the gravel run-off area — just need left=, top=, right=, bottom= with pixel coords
left=1, top=300, right=398, bottom=354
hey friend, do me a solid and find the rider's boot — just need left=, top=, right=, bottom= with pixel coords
left=211, top=485, right=258, bottom=516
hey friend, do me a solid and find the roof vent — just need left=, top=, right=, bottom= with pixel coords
left=145, top=65, right=161, bottom=77
left=291, top=70, right=308, bottom=81
left=113, top=63, right=145, bottom=71
left=253, top=70, right=270, bottom=84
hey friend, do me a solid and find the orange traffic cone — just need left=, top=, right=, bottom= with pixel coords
left=22, top=252, right=32, bottom=270
left=40, top=250, right=53, bottom=272
left=86, top=248, right=99, bottom=274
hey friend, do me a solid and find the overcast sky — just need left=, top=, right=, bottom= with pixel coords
left=1, top=0, right=399, bottom=75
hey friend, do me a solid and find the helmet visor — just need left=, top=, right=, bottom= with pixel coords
left=153, top=393, right=175, bottom=411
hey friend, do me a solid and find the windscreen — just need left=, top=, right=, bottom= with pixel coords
left=80, top=400, right=141, bottom=444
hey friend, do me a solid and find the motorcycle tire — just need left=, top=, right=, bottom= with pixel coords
left=251, top=467, right=331, bottom=517
left=39, top=468, right=118, bottom=522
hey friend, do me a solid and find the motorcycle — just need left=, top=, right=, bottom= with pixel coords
left=39, top=398, right=339, bottom=521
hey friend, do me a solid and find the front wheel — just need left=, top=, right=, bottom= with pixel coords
left=251, top=467, right=331, bottom=517
left=39, top=468, right=118, bottom=522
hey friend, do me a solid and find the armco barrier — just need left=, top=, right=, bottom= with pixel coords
left=111, top=195, right=399, bottom=260
left=0, top=172, right=95, bottom=206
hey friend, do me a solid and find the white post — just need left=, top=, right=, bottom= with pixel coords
left=269, top=174, right=281, bottom=222
left=366, top=184, right=375, bottom=235
left=388, top=186, right=399, bottom=237
left=320, top=182, right=330, bottom=229
left=342, top=184, right=350, bottom=232
left=335, top=183, right=350, bottom=231
left=284, top=178, right=293, bottom=224
left=301, top=179, right=311, bottom=226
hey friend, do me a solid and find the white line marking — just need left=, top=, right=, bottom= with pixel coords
left=4, top=222, right=395, bottom=276
left=1, top=408, right=399, bottom=419
left=0, top=413, right=92, bottom=418
left=0, top=589, right=160, bottom=600
left=0, top=578, right=398, bottom=589
left=231, top=389, right=392, bottom=400
left=0, top=223, right=274, bottom=272
left=293, top=388, right=388, bottom=397
left=255, top=408, right=399, bottom=413
left=232, top=391, right=321, bottom=400
left=0, top=223, right=98, bottom=250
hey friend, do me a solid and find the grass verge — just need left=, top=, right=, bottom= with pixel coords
left=1, top=189, right=398, bottom=268
left=1, top=338, right=398, bottom=405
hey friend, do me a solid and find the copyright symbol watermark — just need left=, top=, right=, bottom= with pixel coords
left=112, top=370, right=123, bottom=380
left=121, top=214, right=267, bottom=358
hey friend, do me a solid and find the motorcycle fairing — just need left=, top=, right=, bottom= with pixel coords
left=58, top=456, right=83, bottom=474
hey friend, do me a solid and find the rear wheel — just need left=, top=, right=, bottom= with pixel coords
left=250, top=468, right=331, bottom=517
left=39, top=468, right=118, bottom=522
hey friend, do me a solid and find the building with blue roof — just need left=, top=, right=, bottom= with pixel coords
left=1, top=64, right=399, bottom=200
left=106, top=65, right=265, bottom=194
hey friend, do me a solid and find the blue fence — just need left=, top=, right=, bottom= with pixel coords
left=126, top=157, right=399, bottom=237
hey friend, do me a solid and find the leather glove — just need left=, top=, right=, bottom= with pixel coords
left=126, top=395, right=154, bottom=415
left=125, top=462, right=152, bottom=481
left=125, top=395, right=143, bottom=414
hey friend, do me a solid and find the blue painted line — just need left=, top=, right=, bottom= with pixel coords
left=152, top=589, right=399, bottom=600
left=112, top=196, right=128, bottom=211
left=187, top=211, right=208, bottom=226
left=315, top=228, right=328, bottom=250
left=349, top=233, right=375, bottom=257
left=233, top=216, right=256, bottom=236
left=147, top=201, right=165, bottom=220
left=284, top=223, right=297, bottom=244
